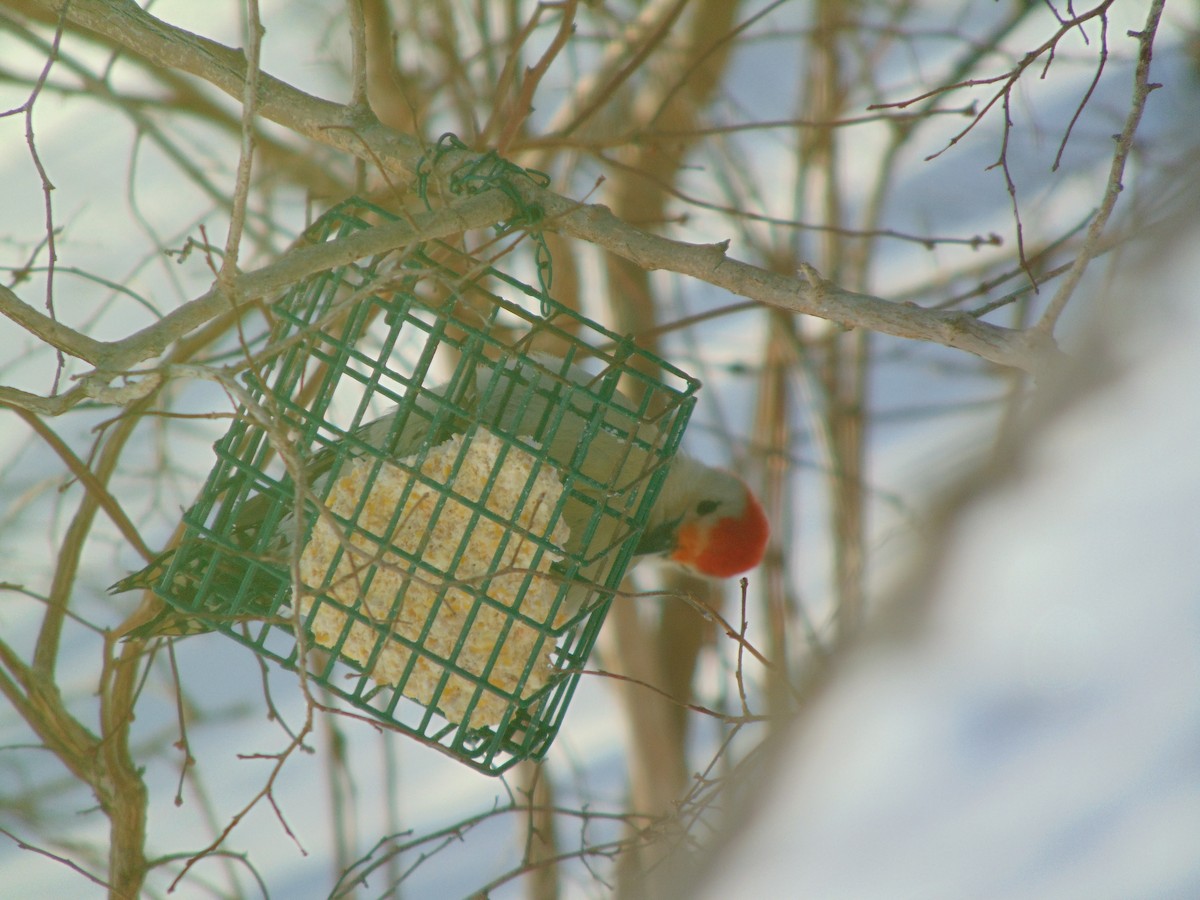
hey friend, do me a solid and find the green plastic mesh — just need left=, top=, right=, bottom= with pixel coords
left=150, top=199, right=697, bottom=774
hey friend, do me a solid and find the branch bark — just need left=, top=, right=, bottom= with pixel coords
left=9, top=0, right=1061, bottom=423
left=0, top=190, right=515, bottom=413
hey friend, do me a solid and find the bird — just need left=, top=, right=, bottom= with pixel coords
left=110, top=351, right=769, bottom=642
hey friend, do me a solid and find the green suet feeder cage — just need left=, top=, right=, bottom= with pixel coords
left=149, top=199, right=698, bottom=774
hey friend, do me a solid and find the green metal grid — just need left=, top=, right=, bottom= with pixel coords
left=150, top=199, right=698, bottom=774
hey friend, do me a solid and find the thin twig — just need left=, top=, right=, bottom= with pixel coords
left=0, top=828, right=110, bottom=891
left=217, top=0, right=263, bottom=287
left=1036, top=1, right=1165, bottom=334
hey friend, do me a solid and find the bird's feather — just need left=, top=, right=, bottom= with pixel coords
left=112, top=352, right=764, bottom=638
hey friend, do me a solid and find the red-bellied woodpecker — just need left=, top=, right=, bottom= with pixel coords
left=111, top=353, right=768, bottom=641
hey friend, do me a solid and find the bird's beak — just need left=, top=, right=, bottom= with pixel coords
left=634, top=518, right=680, bottom=557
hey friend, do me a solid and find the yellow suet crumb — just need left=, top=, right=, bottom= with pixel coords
left=297, top=429, right=569, bottom=728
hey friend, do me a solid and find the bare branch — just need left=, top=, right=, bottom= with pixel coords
left=0, top=190, right=513, bottom=413
left=23, top=0, right=424, bottom=168
left=1037, top=1, right=1166, bottom=334
left=216, top=0, right=264, bottom=285
left=0, top=828, right=110, bottom=891
left=9, top=407, right=153, bottom=560
left=527, top=187, right=1061, bottom=374
left=0, top=282, right=107, bottom=363
left=12, top=0, right=1062, bottom=384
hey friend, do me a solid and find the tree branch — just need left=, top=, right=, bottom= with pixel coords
left=0, top=190, right=515, bottom=412
left=15, top=0, right=1061, bottom=410
left=528, top=189, right=1060, bottom=375
left=24, top=0, right=423, bottom=166
left=0, top=283, right=107, bottom=364
left=1036, top=0, right=1165, bottom=334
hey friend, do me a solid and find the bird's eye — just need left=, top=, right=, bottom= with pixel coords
left=695, top=499, right=719, bottom=516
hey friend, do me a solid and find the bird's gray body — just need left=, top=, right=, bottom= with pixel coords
left=112, top=352, right=754, bottom=635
